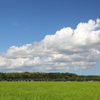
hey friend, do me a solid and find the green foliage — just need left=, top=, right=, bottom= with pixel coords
left=0, top=72, right=100, bottom=81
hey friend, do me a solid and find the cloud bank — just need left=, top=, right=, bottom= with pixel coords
left=0, top=19, right=100, bottom=72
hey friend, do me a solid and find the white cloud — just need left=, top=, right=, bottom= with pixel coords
left=0, top=19, right=100, bottom=72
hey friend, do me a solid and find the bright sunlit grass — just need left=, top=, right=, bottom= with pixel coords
left=0, top=82, right=100, bottom=100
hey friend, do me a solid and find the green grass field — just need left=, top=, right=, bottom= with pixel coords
left=0, top=82, right=100, bottom=100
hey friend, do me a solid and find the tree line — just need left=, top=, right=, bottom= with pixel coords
left=0, top=72, right=100, bottom=81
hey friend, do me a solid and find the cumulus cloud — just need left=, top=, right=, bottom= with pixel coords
left=0, top=19, right=100, bottom=72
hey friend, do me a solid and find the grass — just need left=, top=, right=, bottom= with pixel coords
left=0, top=82, right=100, bottom=100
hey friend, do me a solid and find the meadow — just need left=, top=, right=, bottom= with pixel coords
left=0, top=82, right=100, bottom=100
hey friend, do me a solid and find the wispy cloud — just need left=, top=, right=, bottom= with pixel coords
left=12, top=22, right=21, bottom=27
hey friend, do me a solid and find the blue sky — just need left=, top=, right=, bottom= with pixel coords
left=0, top=0, right=100, bottom=75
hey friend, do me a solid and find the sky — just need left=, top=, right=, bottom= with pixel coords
left=0, top=0, right=100, bottom=75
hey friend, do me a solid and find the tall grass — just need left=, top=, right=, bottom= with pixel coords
left=0, top=82, right=100, bottom=100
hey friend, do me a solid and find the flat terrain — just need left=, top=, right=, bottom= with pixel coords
left=0, top=82, right=100, bottom=100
